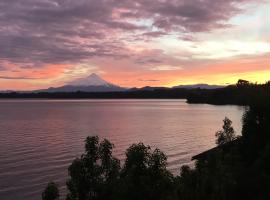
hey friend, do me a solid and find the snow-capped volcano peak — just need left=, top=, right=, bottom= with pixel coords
left=68, top=73, right=112, bottom=86
left=40, top=73, right=125, bottom=92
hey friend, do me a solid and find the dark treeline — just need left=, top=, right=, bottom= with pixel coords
left=42, top=88, right=270, bottom=200
left=2, top=80, right=270, bottom=106
left=187, top=80, right=270, bottom=105
left=0, top=88, right=189, bottom=99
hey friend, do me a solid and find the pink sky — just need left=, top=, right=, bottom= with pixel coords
left=0, top=0, right=270, bottom=90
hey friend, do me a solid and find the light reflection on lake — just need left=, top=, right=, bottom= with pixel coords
left=0, top=99, right=244, bottom=199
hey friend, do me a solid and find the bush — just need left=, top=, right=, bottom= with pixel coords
left=42, top=182, right=59, bottom=200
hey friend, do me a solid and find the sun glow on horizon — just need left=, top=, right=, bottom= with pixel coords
left=0, top=0, right=270, bottom=90
left=166, top=70, right=270, bottom=87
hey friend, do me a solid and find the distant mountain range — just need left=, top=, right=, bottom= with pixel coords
left=1, top=73, right=226, bottom=93
left=129, top=86, right=169, bottom=91
left=173, top=84, right=225, bottom=90
left=131, top=84, right=225, bottom=91
left=0, top=90, right=14, bottom=93
left=38, top=73, right=126, bottom=92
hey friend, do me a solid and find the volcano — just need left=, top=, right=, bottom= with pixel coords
left=41, top=73, right=126, bottom=92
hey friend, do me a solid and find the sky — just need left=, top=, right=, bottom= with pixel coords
left=0, top=0, right=270, bottom=90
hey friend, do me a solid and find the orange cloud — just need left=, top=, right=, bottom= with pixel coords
left=0, top=63, right=71, bottom=90
left=97, top=53, right=270, bottom=88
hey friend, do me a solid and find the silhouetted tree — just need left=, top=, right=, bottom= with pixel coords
left=66, top=136, right=120, bottom=200
left=176, top=165, right=198, bottom=200
left=120, top=143, right=175, bottom=200
left=215, top=117, right=236, bottom=145
left=237, top=79, right=250, bottom=87
left=42, top=182, right=59, bottom=200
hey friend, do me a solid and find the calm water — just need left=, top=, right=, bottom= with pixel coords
left=0, top=99, right=244, bottom=199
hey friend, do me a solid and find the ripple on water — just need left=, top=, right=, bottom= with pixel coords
left=0, top=100, right=244, bottom=199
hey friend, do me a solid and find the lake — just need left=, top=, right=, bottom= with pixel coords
left=0, top=99, right=244, bottom=199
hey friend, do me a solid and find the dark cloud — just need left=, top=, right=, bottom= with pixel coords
left=138, top=79, right=160, bottom=82
left=0, top=0, right=259, bottom=68
left=135, top=58, right=163, bottom=65
left=0, top=76, right=40, bottom=80
left=142, top=31, right=169, bottom=38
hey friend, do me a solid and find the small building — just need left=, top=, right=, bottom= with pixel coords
left=192, top=138, right=241, bottom=161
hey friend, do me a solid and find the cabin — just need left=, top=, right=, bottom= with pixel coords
left=192, top=138, right=241, bottom=161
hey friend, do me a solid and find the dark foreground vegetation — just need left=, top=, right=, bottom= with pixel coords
left=187, top=80, right=270, bottom=105
left=42, top=87, right=270, bottom=200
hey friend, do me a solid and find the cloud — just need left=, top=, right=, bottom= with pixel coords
left=138, top=79, right=160, bottom=82
left=0, top=65, right=6, bottom=71
left=135, top=58, right=163, bottom=65
left=0, top=0, right=261, bottom=68
left=0, top=76, right=40, bottom=80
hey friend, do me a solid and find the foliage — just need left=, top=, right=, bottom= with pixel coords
left=64, top=138, right=175, bottom=200
left=42, top=182, right=59, bottom=200
left=66, top=136, right=120, bottom=200
left=215, top=117, right=236, bottom=145
left=120, top=143, right=175, bottom=200
left=187, top=80, right=270, bottom=105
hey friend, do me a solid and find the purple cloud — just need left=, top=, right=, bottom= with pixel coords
left=0, top=65, right=6, bottom=71
left=0, top=76, right=40, bottom=80
left=0, top=0, right=260, bottom=69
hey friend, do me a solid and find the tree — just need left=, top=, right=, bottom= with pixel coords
left=42, top=182, right=59, bottom=200
left=64, top=138, right=175, bottom=200
left=215, top=117, right=236, bottom=145
left=66, top=136, right=120, bottom=200
left=120, top=143, right=175, bottom=200
left=237, top=79, right=250, bottom=87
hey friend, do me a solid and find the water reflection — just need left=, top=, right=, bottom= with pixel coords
left=0, top=99, right=244, bottom=199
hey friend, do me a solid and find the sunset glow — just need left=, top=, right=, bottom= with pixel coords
left=1, top=0, right=270, bottom=90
